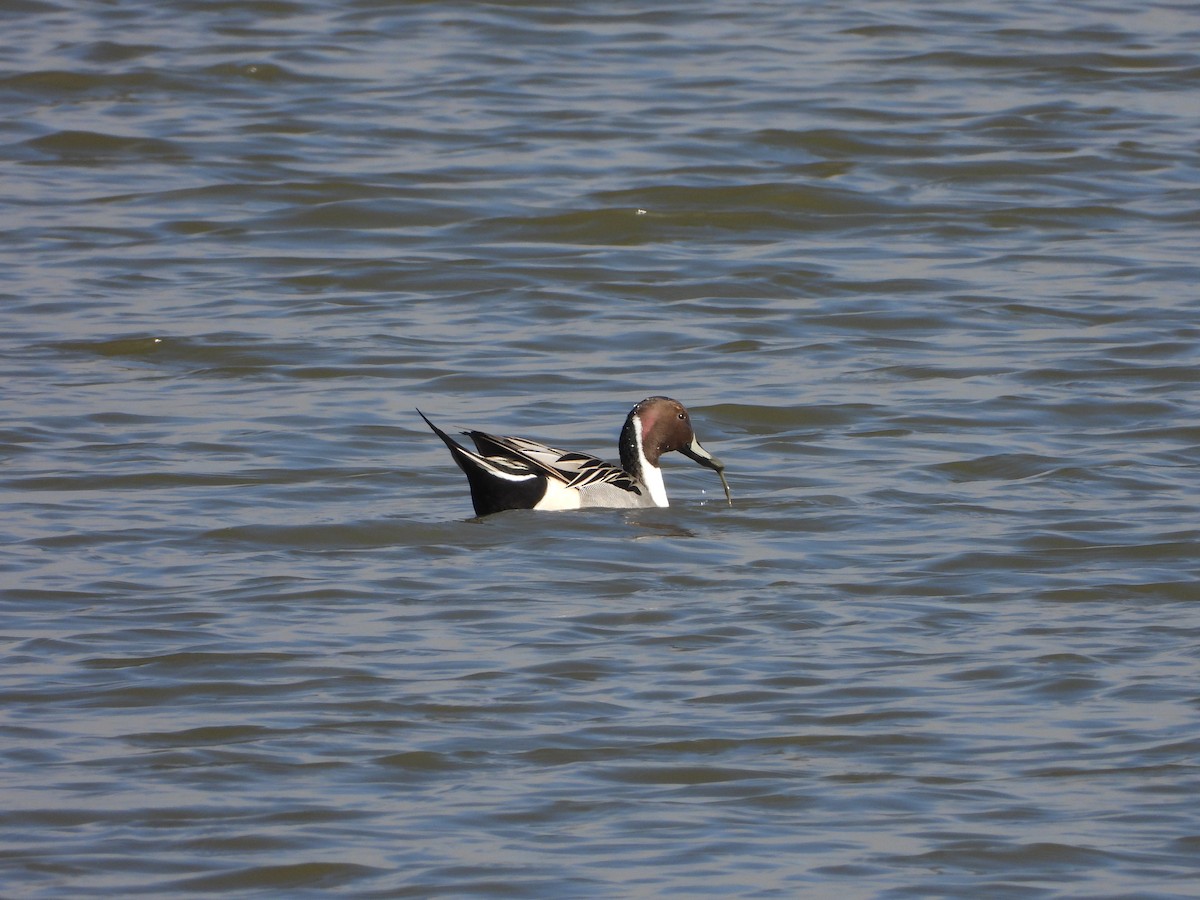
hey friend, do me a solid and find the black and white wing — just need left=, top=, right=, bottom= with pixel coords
left=467, top=432, right=642, bottom=495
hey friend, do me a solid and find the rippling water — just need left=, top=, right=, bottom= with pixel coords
left=3, top=1, right=1199, bottom=896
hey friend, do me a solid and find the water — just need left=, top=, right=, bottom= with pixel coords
left=3, top=1, right=1199, bottom=896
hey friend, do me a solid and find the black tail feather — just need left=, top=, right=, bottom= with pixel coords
left=417, top=409, right=546, bottom=515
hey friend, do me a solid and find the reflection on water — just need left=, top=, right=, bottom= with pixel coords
left=2, top=0, right=1199, bottom=896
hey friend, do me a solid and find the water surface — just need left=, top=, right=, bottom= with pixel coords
left=2, top=1, right=1199, bottom=897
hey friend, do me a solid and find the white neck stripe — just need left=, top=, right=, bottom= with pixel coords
left=634, top=416, right=669, bottom=507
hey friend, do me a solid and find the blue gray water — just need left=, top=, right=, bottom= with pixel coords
left=2, top=1, right=1199, bottom=897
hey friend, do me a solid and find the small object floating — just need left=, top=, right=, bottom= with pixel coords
left=419, top=396, right=732, bottom=517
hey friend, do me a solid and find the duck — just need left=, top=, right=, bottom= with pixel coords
left=418, top=396, right=731, bottom=516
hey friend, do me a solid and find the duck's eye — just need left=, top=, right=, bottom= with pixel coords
left=678, top=412, right=687, bottom=420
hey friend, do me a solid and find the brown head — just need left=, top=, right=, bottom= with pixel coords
left=619, top=396, right=731, bottom=505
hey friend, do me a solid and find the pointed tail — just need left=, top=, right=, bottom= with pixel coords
left=417, top=409, right=482, bottom=475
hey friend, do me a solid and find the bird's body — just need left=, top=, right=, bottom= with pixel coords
left=419, top=396, right=730, bottom=517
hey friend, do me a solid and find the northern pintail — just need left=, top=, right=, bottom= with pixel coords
left=419, top=396, right=731, bottom=516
